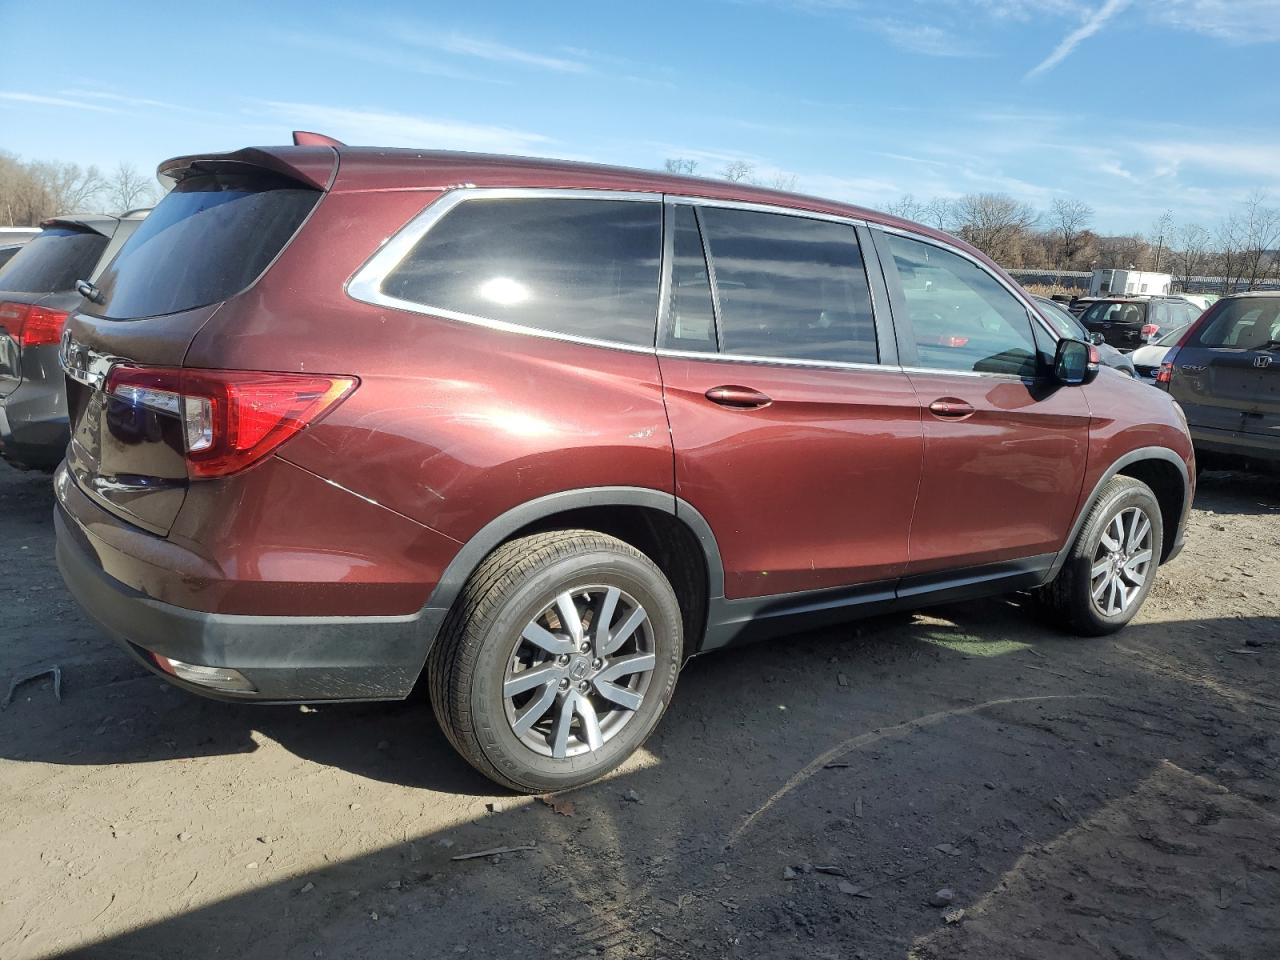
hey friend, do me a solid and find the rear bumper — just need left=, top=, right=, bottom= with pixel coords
left=55, top=497, right=447, bottom=704
left=1190, top=424, right=1280, bottom=464
left=0, top=376, right=67, bottom=470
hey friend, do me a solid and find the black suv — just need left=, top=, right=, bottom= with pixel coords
left=1080, top=297, right=1201, bottom=351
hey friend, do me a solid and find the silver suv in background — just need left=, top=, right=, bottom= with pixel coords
left=0, top=211, right=149, bottom=470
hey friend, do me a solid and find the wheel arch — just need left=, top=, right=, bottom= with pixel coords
left=415, top=487, right=725, bottom=668
left=1049, top=446, right=1190, bottom=581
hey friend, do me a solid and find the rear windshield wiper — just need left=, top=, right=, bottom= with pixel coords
left=75, top=279, right=104, bottom=304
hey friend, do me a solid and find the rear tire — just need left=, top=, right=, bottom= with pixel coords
left=1035, top=476, right=1163, bottom=637
left=427, top=530, right=682, bottom=793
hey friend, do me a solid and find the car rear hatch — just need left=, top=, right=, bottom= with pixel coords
left=62, top=147, right=333, bottom=535
left=1171, top=297, right=1280, bottom=438
left=0, top=220, right=114, bottom=396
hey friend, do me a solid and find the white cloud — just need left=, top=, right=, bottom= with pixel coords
left=280, top=33, right=488, bottom=82
left=251, top=101, right=552, bottom=154
left=391, top=25, right=589, bottom=74
left=1026, top=0, right=1131, bottom=76
left=866, top=18, right=983, bottom=56
left=0, top=91, right=118, bottom=113
left=59, top=89, right=191, bottom=112
left=1141, top=140, right=1280, bottom=184
left=1151, top=0, right=1280, bottom=43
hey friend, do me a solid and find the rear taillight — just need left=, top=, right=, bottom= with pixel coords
left=1155, top=347, right=1179, bottom=388
left=1141, top=323, right=1159, bottom=341
left=104, top=366, right=357, bottom=478
left=0, top=302, right=70, bottom=347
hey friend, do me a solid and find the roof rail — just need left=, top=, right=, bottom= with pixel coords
left=292, top=130, right=345, bottom=147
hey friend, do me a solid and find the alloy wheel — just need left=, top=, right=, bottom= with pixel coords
left=502, top=586, right=656, bottom=759
left=1089, top=506, right=1154, bottom=617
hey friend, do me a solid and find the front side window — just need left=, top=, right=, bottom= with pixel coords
left=382, top=197, right=662, bottom=347
left=886, top=233, right=1038, bottom=377
left=696, top=206, right=877, bottom=364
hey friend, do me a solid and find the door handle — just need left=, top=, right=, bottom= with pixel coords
left=928, top=398, right=975, bottom=419
left=705, top=385, right=773, bottom=409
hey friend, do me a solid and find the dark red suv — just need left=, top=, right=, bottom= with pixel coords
left=55, top=138, right=1194, bottom=792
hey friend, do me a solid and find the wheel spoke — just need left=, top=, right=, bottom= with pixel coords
left=576, top=697, right=603, bottom=751
left=1123, top=550, right=1153, bottom=581
left=600, top=605, right=647, bottom=657
left=522, top=622, right=576, bottom=657
left=1091, top=557, right=1112, bottom=579
left=596, top=652, right=656, bottom=683
left=594, top=587, right=620, bottom=649
left=1128, top=512, right=1151, bottom=552
left=555, top=592, right=584, bottom=645
left=550, top=693, right=576, bottom=759
left=595, top=679, right=643, bottom=711
left=503, top=662, right=562, bottom=698
left=1092, top=571, right=1112, bottom=601
left=511, top=682, right=558, bottom=736
left=1107, top=576, right=1121, bottom=615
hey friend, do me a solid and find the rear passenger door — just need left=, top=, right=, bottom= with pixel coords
left=873, top=228, right=1091, bottom=583
left=657, top=201, right=923, bottom=601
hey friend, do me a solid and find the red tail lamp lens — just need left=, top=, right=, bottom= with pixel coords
left=0, top=302, right=70, bottom=347
left=104, top=366, right=357, bottom=478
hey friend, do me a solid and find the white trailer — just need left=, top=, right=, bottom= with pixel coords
left=1089, top=269, right=1172, bottom=296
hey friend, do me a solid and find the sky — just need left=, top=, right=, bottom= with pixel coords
left=2, top=0, right=1278, bottom=233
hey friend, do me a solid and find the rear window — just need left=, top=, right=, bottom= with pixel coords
left=1081, top=301, right=1147, bottom=325
left=381, top=197, right=662, bottom=347
left=1190, top=299, right=1280, bottom=350
left=88, top=171, right=320, bottom=320
left=0, top=227, right=109, bottom=294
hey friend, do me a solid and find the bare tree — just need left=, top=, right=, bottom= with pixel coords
left=763, top=172, right=798, bottom=192
left=720, top=160, right=755, bottom=183
left=105, top=162, right=156, bottom=213
left=1148, top=210, right=1174, bottom=272
left=663, top=157, right=699, bottom=176
left=1049, top=198, right=1093, bottom=269
left=922, top=197, right=954, bottom=231
left=0, top=153, right=104, bottom=224
left=950, top=193, right=1039, bottom=265
left=1172, top=222, right=1211, bottom=288
left=1238, top=190, right=1280, bottom=290
left=887, top=194, right=927, bottom=221
left=1215, top=213, right=1244, bottom=294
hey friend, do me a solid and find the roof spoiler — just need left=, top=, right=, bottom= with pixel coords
left=157, top=144, right=339, bottom=191
left=293, top=130, right=345, bottom=147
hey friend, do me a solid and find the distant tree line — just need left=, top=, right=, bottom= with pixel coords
left=663, top=156, right=1280, bottom=292
left=0, top=151, right=160, bottom=225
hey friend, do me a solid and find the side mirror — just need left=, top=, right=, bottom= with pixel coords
left=1054, top=338, right=1100, bottom=385
left=1088, top=332, right=1104, bottom=346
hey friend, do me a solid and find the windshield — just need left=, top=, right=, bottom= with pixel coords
left=1081, top=301, right=1147, bottom=325
left=1035, top=299, right=1084, bottom=339
left=87, top=170, right=320, bottom=320
left=1156, top=323, right=1191, bottom=346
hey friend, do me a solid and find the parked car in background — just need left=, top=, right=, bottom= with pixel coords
left=1159, top=293, right=1280, bottom=470
left=1080, top=296, right=1201, bottom=351
left=55, top=139, right=1194, bottom=792
left=1033, top=295, right=1136, bottom=378
left=1175, top=293, right=1217, bottom=312
left=0, top=211, right=148, bottom=470
left=0, top=227, right=41, bottom=272
left=1131, top=323, right=1193, bottom=381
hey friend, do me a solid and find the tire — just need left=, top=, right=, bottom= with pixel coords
left=1035, top=475, right=1163, bottom=637
left=427, top=530, right=683, bottom=793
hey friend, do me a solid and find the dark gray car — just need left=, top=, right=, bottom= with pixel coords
left=1033, top=295, right=1137, bottom=378
left=0, top=212, right=148, bottom=470
left=1161, top=293, right=1280, bottom=469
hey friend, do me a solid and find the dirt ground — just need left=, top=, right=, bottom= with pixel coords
left=2, top=460, right=1279, bottom=960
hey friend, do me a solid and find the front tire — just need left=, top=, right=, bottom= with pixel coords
left=1036, top=476, right=1163, bottom=636
left=427, top=530, right=682, bottom=793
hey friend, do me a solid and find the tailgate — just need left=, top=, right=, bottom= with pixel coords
left=1174, top=298, right=1280, bottom=437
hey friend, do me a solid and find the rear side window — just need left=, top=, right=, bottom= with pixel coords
left=382, top=198, right=662, bottom=347
left=662, top=205, right=717, bottom=351
left=886, top=233, right=1038, bottom=377
left=89, top=171, right=320, bottom=320
left=0, top=227, right=109, bottom=294
left=696, top=206, right=877, bottom=364
left=1191, top=299, right=1280, bottom=350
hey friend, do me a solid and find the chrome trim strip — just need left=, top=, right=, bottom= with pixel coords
left=670, top=194, right=870, bottom=228
left=59, top=328, right=123, bottom=389
left=657, top=347, right=894, bottom=373
left=899, top=365, right=1034, bottom=382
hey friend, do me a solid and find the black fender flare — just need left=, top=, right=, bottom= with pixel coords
left=1046, top=445, right=1190, bottom=581
left=414, top=486, right=725, bottom=659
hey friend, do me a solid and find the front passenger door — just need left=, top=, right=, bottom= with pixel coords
left=874, top=229, right=1091, bottom=583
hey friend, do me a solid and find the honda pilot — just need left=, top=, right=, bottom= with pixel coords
left=55, top=137, right=1195, bottom=792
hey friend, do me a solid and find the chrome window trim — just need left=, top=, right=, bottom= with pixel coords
left=657, top=346, right=894, bottom=374
left=346, top=187, right=665, bottom=355
left=670, top=194, right=870, bottom=229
